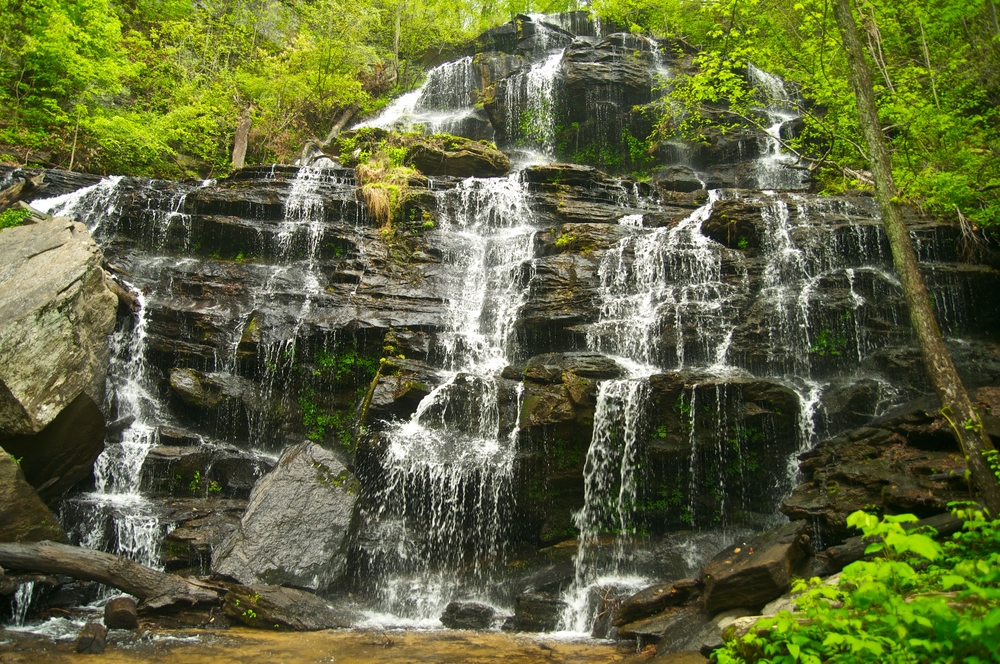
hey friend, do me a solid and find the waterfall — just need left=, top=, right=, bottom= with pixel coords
left=587, top=192, right=732, bottom=370
left=11, top=582, right=35, bottom=627
left=747, top=64, right=808, bottom=190
left=31, top=176, right=125, bottom=236
left=355, top=57, right=483, bottom=137
left=356, top=175, right=536, bottom=621
left=58, top=287, right=166, bottom=570
left=497, top=50, right=565, bottom=161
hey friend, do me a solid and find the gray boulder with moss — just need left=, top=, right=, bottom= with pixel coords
left=0, top=216, right=117, bottom=435
left=211, top=441, right=361, bottom=591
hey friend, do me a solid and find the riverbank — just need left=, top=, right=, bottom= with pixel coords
left=0, top=626, right=641, bottom=663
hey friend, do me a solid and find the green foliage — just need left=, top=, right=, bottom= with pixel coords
left=8, top=454, right=23, bottom=464
left=810, top=328, right=848, bottom=357
left=620, top=0, right=1000, bottom=227
left=0, top=209, right=31, bottom=230
left=0, top=0, right=504, bottom=175
left=717, top=506, right=1000, bottom=664
left=554, top=232, right=576, bottom=247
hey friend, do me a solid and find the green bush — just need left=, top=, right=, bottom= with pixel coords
left=0, top=208, right=31, bottom=230
left=717, top=506, right=1000, bottom=663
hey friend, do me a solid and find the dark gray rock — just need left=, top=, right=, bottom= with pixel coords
left=780, top=391, right=996, bottom=544
left=104, top=596, right=139, bottom=630
left=652, top=166, right=705, bottom=194
left=522, top=352, right=625, bottom=383
left=614, top=581, right=698, bottom=627
left=0, top=393, right=106, bottom=500
left=617, top=605, right=707, bottom=645
left=75, top=622, right=107, bottom=654
left=365, top=357, right=444, bottom=423
left=212, top=442, right=360, bottom=591
left=0, top=447, right=66, bottom=543
left=169, top=368, right=252, bottom=411
left=224, top=584, right=355, bottom=631
left=701, top=520, right=810, bottom=614
left=440, top=601, right=497, bottom=630
left=512, top=590, right=568, bottom=632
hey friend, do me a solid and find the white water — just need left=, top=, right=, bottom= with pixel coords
left=747, top=64, right=808, bottom=190
left=497, top=50, right=565, bottom=156
left=360, top=175, right=535, bottom=621
left=355, top=57, right=484, bottom=137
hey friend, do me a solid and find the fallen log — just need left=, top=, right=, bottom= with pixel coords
left=0, top=540, right=220, bottom=610
left=0, top=173, right=46, bottom=212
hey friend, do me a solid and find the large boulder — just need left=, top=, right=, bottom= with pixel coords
left=0, top=393, right=106, bottom=500
left=0, top=217, right=117, bottom=435
left=405, top=136, right=510, bottom=178
left=0, top=217, right=116, bottom=499
left=700, top=520, right=810, bottom=614
left=212, top=442, right=361, bottom=591
left=0, top=446, right=67, bottom=542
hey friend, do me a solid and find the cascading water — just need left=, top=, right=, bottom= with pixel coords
left=6, top=11, right=994, bottom=648
left=496, top=49, right=565, bottom=162
left=355, top=57, right=485, bottom=138
left=747, top=64, right=808, bottom=190
left=355, top=175, right=536, bottom=621
left=587, top=193, right=732, bottom=370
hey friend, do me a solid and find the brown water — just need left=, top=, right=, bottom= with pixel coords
left=0, top=628, right=639, bottom=663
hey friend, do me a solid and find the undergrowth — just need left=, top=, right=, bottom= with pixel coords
left=717, top=504, right=1000, bottom=663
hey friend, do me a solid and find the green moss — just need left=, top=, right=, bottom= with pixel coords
left=0, top=208, right=31, bottom=230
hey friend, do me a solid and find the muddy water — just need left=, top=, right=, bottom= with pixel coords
left=0, top=628, right=636, bottom=663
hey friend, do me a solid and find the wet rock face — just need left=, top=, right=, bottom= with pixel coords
left=781, top=394, right=984, bottom=545
left=212, top=442, right=360, bottom=592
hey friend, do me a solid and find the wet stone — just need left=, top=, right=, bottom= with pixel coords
left=75, top=621, right=107, bottom=654
left=440, top=601, right=497, bottom=630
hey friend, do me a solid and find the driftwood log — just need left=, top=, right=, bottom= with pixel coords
left=0, top=541, right=220, bottom=610
left=0, top=173, right=46, bottom=212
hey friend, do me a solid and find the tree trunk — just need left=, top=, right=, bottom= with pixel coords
left=321, top=104, right=358, bottom=147
left=0, top=541, right=220, bottom=610
left=833, top=0, right=1000, bottom=515
left=231, top=107, right=253, bottom=170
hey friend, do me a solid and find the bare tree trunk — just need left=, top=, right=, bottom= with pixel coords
left=231, top=107, right=253, bottom=170
left=833, top=0, right=1000, bottom=515
left=321, top=104, right=358, bottom=146
left=0, top=541, right=220, bottom=610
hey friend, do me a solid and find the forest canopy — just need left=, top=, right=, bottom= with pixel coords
left=1, top=0, right=998, bottom=225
